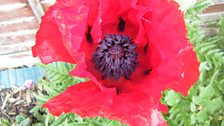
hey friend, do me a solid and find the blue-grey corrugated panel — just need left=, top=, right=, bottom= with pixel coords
left=0, top=66, right=43, bottom=88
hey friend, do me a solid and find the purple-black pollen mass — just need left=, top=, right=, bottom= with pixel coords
left=92, top=34, right=138, bottom=80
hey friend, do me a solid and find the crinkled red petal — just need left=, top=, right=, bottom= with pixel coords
left=43, top=81, right=167, bottom=126
left=131, top=0, right=200, bottom=111
left=52, top=1, right=90, bottom=63
left=143, top=0, right=188, bottom=55
left=84, top=0, right=100, bottom=25
left=32, top=7, right=75, bottom=64
left=168, top=46, right=200, bottom=95
left=32, top=0, right=94, bottom=64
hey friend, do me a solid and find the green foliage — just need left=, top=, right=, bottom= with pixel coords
left=0, top=118, right=10, bottom=126
left=162, top=0, right=224, bottom=126
left=38, top=62, right=86, bottom=87
left=32, top=62, right=126, bottom=126
left=0, top=114, right=31, bottom=126
left=161, top=90, right=191, bottom=125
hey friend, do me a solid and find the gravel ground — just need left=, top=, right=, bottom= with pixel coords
left=0, top=86, right=38, bottom=122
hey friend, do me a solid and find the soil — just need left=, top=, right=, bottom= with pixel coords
left=0, top=86, right=38, bottom=122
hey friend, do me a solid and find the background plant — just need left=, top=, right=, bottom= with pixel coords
left=162, top=0, right=224, bottom=126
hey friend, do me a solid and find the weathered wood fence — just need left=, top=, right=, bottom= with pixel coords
left=0, top=0, right=55, bottom=70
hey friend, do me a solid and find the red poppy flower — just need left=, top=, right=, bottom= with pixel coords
left=32, top=0, right=200, bottom=125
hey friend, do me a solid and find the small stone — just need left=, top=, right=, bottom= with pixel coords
left=23, top=80, right=34, bottom=89
left=8, top=98, right=17, bottom=103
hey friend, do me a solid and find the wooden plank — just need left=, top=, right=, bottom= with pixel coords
left=213, top=0, right=224, bottom=3
left=0, top=0, right=26, bottom=5
left=0, top=16, right=35, bottom=25
left=200, top=1, right=224, bottom=36
left=203, top=3, right=224, bottom=13
left=200, top=24, right=219, bottom=36
left=0, top=41, right=34, bottom=55
left=0, top=3, right=27, bottom=12
left=199, top=11, right=224, bottom=22
left=0, top=51, right=40, bottom=70
left=200, top=5, right=224, bottom=36
left=0, top=19, right=38, bottom=33
left=0, top=29, right=37, bottom=38
left=0, top=6, right=33, bottom=21
left=40, top=0, right=55, bottom=11
left=28, top=0, right=44, bottom=23
left=41, top=3, right=52, bottom=12
left=0, top=35, right=35, bottom=46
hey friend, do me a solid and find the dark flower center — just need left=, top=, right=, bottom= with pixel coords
left=92, top=34, right=138, bottom=80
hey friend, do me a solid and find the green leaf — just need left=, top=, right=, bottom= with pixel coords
left=162, top=90, right=182, bottom=106
left=199, top=85, right=214, bottom=100
left=51, top=114, right=69, bottom=126
left=20, top=118, right=30, bottom=126
left=34, top=123, right=43, bottom=126
left=205, top=97, right=223, bottom=114
left=33, top=92, right=50, bottom=102
left=107, top=120, right=124, bottom=126
left=0, top=118, right=10, bottom=126
left=196, top=109, right=208, bottom=123
left=44, top=113, right=50, bottom=126
left=15, top=114, right=26, bottom=123
left=221, top=120, right=224, bottom=126
left=30, top=105, right=41, bottom=113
